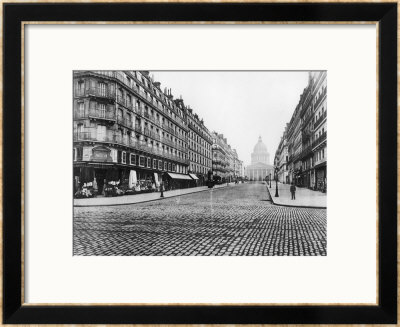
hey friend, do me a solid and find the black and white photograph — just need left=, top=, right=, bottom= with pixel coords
left=73, top=70, right=327, bottom=256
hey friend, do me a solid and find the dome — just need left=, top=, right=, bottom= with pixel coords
left=253, top=136, right=268, bottom=154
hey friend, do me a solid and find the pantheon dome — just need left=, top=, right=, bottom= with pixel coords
left=251, top=136, right=270, bottom=165
left=246, top=136, right=273, bottom=181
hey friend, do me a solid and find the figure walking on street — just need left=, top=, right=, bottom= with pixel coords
left=290, top=183, right=296, bottom=200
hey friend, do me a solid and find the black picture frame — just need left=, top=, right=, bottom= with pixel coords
left=3, top=2, right=397, bottom=324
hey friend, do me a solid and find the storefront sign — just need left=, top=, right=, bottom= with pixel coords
left=90, top=146, right=112, bottom=162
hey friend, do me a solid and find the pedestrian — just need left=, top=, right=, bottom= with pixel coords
left=290, top=183, right=296, bottom=200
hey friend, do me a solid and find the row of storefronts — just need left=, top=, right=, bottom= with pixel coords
left=291, top=161, right=327, bottom=192
left=74, top=163, right=201, bottom=196
left=73, top=141, right=206, bottom=196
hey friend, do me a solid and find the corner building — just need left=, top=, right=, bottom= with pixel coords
left=73, top=71, right=190, bottom=194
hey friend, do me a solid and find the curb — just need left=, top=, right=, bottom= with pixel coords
left=265, top=185, right=326, bottom=209
left=74, top=184, right=229, bottom=207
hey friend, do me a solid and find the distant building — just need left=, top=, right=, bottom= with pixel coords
left=211, top=132, right=241, bottom=182
left=274, top=126, right=289, bottom=183
left=232, top=149, right=243, bottom=179
left=246, top=136, right=274, bottom=181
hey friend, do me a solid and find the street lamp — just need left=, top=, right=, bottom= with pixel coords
left=274, top=166, right=279, bottom=197
left=269, top=173, right=271, bottom=188
left=160, top=172, right=164, bottom=198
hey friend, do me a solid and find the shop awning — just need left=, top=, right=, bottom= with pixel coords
left=189, top=173, right=199, bottom=180
left=166, top=173, right=192, bottom=180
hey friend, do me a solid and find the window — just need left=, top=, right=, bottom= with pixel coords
left=99, top=82, right=107, bottom=96
left=158, top=160, right=162, bottom=170
left=73, top=148, right=77, bottom=161
left=139, top=156, right=145, bottom=167
left=118, top=109, right=123, bottom=121
left=122, top=151, right=127, bottom=164
left=168, top=163, right=171, bottom=171
left=78, top=102, right=84, bottom=116
left=172, top=164, right=176, bottom=172
left=77, top=123, right=84, bottom=137
left=99, top=103, right=106, bottom=118
left=153, top=159, right=157, bottom=169
left=96, top=125, right=106, bottom=141
left=147, top=158, right=151, bottom=168
left=130, top=153, right=136, bottom=165
left=77, top=81, right=84, bottom=95
left=164, top=162, right=167, bottom=171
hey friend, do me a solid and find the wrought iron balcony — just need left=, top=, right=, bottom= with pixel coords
left=74, top=109, right=116, bottom=122
left=134, top=124, right=143, bottom=134
left=312, top=131, right=327, bottom=148
left=314, top=111, right=327, bottom=129
left=314, top=87, right=327, bottom=109
left=117, top=117, right=133, bottom=129
left=116, top=95, right=126, bottom=107
left=75, top=87, right=114, bottom=99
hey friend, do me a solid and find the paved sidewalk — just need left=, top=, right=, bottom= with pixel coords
left=266, top=182, right=327, bottom=208
left=74, top=183, right=229, bottom=207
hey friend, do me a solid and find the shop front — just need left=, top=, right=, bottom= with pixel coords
left=314, top=162, right=327, bottom=192
left=164, top=172, right=194, bottom=190
left=189, top=173, right=199, bottom=187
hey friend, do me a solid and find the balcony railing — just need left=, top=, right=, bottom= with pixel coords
left=134, top=124, right=143, bottom=134
left=148, top=114, right=158, bottom=125
left=151, top=131, right=161, bottom=141
left=314, top=87, right=327, bottom=109
left=75, top=87, right=113, bottom=99
left=133, top=106, right=143, bottom=116
left=117, top=117, right=133, bottom=129
left=162, top=138, right=174, bottom=148
left=74, top=132, right=127, bottom=145
left=74, top=132, right=96, bottom=141
left=116, top=95, right=126, bottom=107
left=143, top=127, right=151, bottom=137
left=314, top=111, right=327, bottom=129
left=313, top=131, right=327, bottom=148
left=73, top=109, right=116, bottom=121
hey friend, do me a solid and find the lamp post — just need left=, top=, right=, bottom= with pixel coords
left=269, top=173, right=271, bottom=188
left=160, top=172, right=164, bottom=198
left=274, top=166, right=279, bottom=197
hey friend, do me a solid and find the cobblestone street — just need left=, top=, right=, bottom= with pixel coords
left=74, top=183, right=327, bottom=256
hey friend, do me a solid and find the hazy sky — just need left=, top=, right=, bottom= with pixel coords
left=152, top=71, right=309, bottom=166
